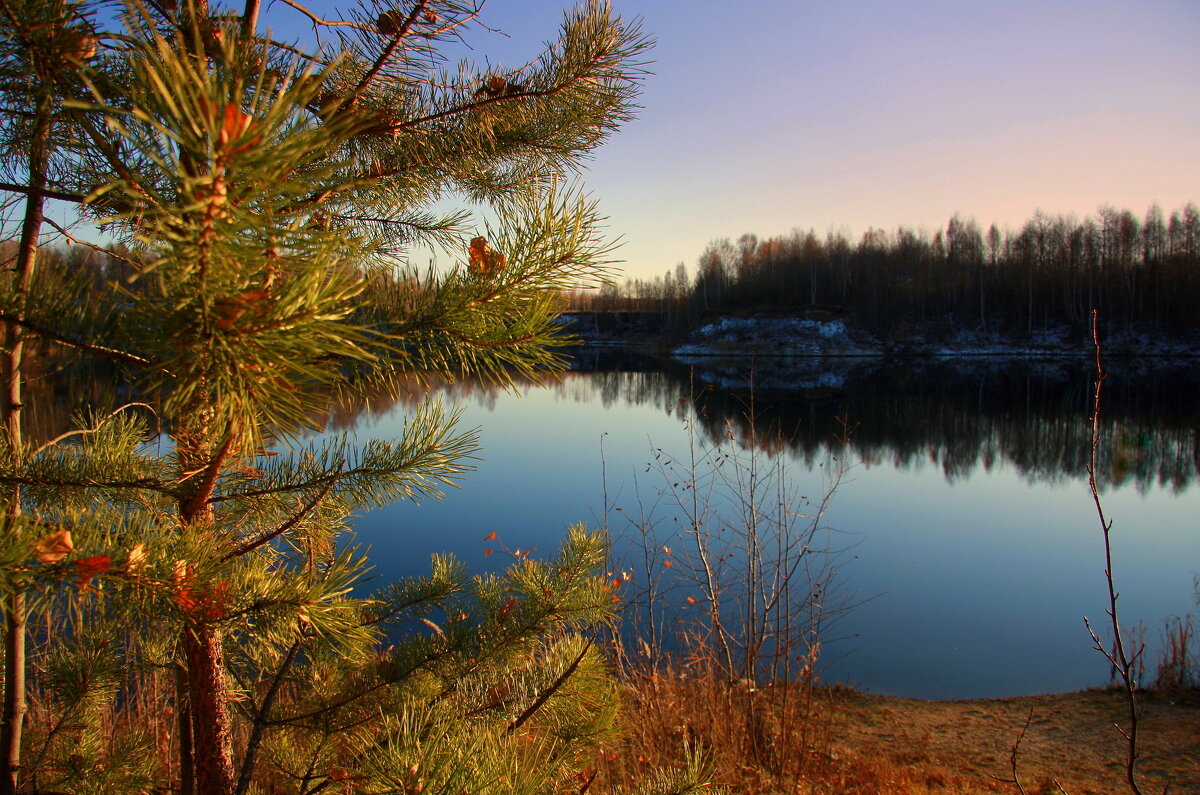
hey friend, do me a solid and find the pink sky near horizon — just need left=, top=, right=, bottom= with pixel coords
left=472, top=0, right=1200, bottom=280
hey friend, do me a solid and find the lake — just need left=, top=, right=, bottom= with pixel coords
left=332, top=350, right=1199, bottom=700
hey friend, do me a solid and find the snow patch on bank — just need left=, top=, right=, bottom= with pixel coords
left=672, top=315, right=1200, bottom=359
left=675, top=316, right=883, bottom=357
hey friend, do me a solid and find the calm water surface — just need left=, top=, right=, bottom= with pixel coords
left=338, top=353, right=1199, bottom=700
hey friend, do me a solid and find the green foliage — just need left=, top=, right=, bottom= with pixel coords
left=248, top=526, right=622, bottom=794
left=625, top=741, right=728, bottom=795
left=0, top=1, right=711, bottom=793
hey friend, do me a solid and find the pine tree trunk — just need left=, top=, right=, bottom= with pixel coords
left=176, top=663, right=195, bottom=795
left=0, top=593, right=26, bottom=795
left=176, top=425, right=235, bottom=795
left=183, top=624, right=235, bottom=795
left=0, top=98, right=48, bottom=795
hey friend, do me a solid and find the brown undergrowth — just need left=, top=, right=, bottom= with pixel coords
left=595, top=660, right=1200, bottom=795
left=594, top=653, right=836, bottom=794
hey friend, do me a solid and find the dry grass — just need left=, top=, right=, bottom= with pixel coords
left=593, top=656, right=832, bottom=793
left=593, top=644, right=1200, bottom=795
left=592, top=651, right=1010, bottom=795
left=1153, top=615, right=1197, bottom=695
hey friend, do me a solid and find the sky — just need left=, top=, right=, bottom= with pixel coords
left=460, top=0, right=1200, bottom=280
left=58, top=0, right=1200, bottom=281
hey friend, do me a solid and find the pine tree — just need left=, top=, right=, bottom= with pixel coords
left=0, top=2, right=101, bottom=790
left=0, top=2, right=728, bottom=794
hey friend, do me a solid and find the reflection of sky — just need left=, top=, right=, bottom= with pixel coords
left=340, top=374, right=1199, bottom=700
left=831, top=463, right=1198, bottom=698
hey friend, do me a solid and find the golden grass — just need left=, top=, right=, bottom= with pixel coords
left=589, top=647, right=1196, bottom=795
left=591, top=652, right=1019, bottom=795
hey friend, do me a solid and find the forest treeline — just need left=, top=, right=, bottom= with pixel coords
left=568, top=203, right=1200, bottom=336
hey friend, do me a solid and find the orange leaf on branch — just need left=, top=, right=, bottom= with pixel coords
left=31, top=530, right=73, bottom=564
left=219, top=103, right=256, bottom=146
left=468, top=236, right=506, bottom=275
left=497, top=595, right=517, bottom=624
left=74, top=554, right=111, bottom=593
left=172, top=560, right=232, bottom=620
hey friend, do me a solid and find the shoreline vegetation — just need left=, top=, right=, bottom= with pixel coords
left=563, top=310, right=1200, bottom=358
left=598, top=674, right=1200, bottom=795
left=564, top=202, right=1200, bottom=361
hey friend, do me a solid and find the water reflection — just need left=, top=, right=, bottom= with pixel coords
left=297, top=349, right=1196, bottom=699
left=671, top=356, right=1200, bottom=493
left=337, top=350, right=1197, bottom=493
left=37, top=348, right=1198, bottom=494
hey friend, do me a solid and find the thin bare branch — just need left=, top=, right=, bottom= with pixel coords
left=274, top=0, right=372, bottom=31
left=990, top=706, right=1034, bottom=795
left=1084, top=309, right=1144, bottom=795
left=0, top=182, right=87, bottom=204
left=0, top=312, right=154, bottom=369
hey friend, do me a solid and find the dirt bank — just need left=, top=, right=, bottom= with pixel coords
left=828, top=688, right=1199, bottom=794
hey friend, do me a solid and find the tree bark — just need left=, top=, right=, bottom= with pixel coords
left=176, top=426, right=236, bottom=795
left=0, top=92, right=49, bottom=795
left=176, top=663, right=195, bottom=795
left=183, top=624, right=236, bottom=795
left=0, top=593, right=26, bottom=795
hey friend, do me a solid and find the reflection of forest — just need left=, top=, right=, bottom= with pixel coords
left=354, top=351, right=1198, bottom=492
left=670, top=357, right=1200, bottom=492
left=43, top=347, right=1196, bottom=492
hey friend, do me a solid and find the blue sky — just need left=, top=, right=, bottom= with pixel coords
left=465, top=0, right=1200, bottom=280
left=66, top=1, right=1200, bottom=281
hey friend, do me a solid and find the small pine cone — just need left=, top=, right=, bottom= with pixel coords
left=486, top=75, right=507, bottom=96
left=64, top=32, right=97, bottom=62
left=203, top=25, right=224, bottom=59
left=376, top=9, right=405, bottom=36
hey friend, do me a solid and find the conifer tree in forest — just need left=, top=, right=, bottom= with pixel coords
left=0, top=2, right=720, bottom=794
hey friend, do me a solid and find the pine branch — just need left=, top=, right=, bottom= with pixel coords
left=361, top=585, right=461, bottom=628
left=30, top=403, right=157, bottom=458
left=181, top=433, right=236, bottom=521
left=0, top=182, right=87, bottom=204
left=350, top=0, right=430, bottom=100
left=504, top=639, right=592, bottom=735
left=234, top=636, right=302, bottom=795
left=264, top=645, right=459, bottom=728
left=0, top=473, right=176, bottom=496
left=366, top=81, right=577, bottom=136
left=221, top=482, right=331, bottom=562
left=0, top=312, right=153, bottom=368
